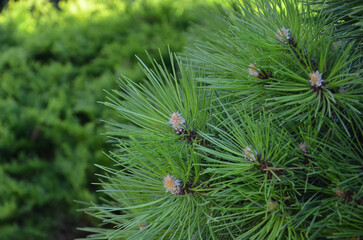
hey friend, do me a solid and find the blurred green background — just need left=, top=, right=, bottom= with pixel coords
left=0, top=0, right=220, bottom=239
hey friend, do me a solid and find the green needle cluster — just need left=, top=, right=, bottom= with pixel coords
left=84, top=0, right=362, bottom=239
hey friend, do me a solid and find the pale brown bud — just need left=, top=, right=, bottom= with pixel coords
left=276, top=27, right=291, bottom=44
left=298, top=143, right=308, bottom=153
left=244, top=146, right=256, bottom=161
left=248, top=63, right=260, bottom=77
left=163, top=174, right=183, bottom=195
left=169, top=112, right=185, bottom=133
left=309, top=71, right=323, bottom=87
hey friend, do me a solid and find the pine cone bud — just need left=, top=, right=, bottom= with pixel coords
left=309, top=71, right=324, bottom=87
left=163, top=174, right=183, bottom=195
left=169, top=112, right=185, bottom=134
left=276, top=27, right=291, bottom=44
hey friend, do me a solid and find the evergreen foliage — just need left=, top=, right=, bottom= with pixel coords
left=0, top=0, right=217, bottom=239
left=86, top=0, right=363, bottom=239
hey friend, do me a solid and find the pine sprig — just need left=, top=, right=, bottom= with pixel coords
left=189, top=0, right=362, bottom=134
left=103, top=51, right=212, bottom=141
left=84, top=0, right=363, bottom=239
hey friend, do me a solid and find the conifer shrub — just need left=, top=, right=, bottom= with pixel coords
left=0, top=0, right=218, bottom=239
left=86, top=0, right=362, bottom=239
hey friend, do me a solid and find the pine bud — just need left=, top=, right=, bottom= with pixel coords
left=276, top=27, right=291, bottom=44
left=138, top=221, right=147, bottom=230
left=268, top=200, right=279, bottom=211
left=244, top=146, right=256, bottom=161
left=163, top=174, right=183, bottom=195
left=298, top=143, right=308, bottom=153
left=169, top=112, right=185, bottom=134
left=248, top=63, right=260, bottom=78
left=309, top=71, right=323, bottom=87
left=335, top=189, right=344, bottom=197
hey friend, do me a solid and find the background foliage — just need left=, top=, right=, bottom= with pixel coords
left=0, top=0, right=220, bottom=239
